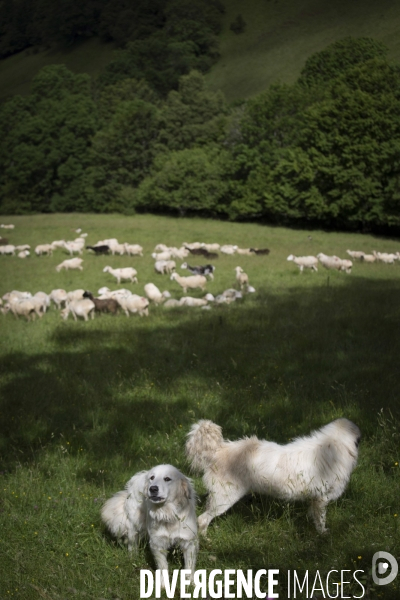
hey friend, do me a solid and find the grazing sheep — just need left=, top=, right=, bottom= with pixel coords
left=250, top=248, right=270, bottom=256
left=63, top=241, right=84, bottom=255
left=361, top=253, right=376, bottom=263
left=4, top=298, right=38, bottom=321
left=0, top=245, right=16, bottom=255
left=168, top=246, right=189, bottom=260
left=235, top=266, right=249, bottom=290
left=236, top=248, right=256, bottom=256
left=170, top=272, right=207, bottom=294
left=201, top=243, right=220, bottom=253
left=287, top=254, right=318, bottom=273
left=181, top=263, right=215, bottom=280
left=103, top=266, right=138, bottom=284
left=152, top=251, right=172, bottom=261
left=15, top=244, right=30, bottom=251
left=51, top=240, right=67, bottom=250
left=109, top=242, right=126, bottom=256
left=61, top=299, right=95, bottom=321
left=317, top=253, right=343, bottom=271
left=35, top=244, right=53, bottom=256
left=373, top=251, right=397, bottom=264
left=124, top=243, right=143, bottom=256
left=33, top=291, right=50, bottom=313
left=346, top=250, right=365, bottom=260
left=49, top=289, right=68, bottom=308
left=82, top=291, right=119, bottom=314
left=154, top=243, right=169, bottom=252
left=67, top=289, right=85, bottom=303
left=18, top=250, right=30, bottom=259
left=185, top=247, right=209, bottom=257
left=56, top=258, right=83, bottom=272
left=220, top=245, right=238, bottom=255
left=144, top=283, right=171, bottom=304
left=339, top=259, right=353, bottom=274
left=1, top=224, right=15, bottom=229
left=3, top=290, right=32, bottom=302
left=86, top=245, right=110, bottom=255
left=116, top=294, right=149, bottom=317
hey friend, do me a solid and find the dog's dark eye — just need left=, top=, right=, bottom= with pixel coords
left=164, top=477, right=171, bottom=482
left=150, top=476, right=155, bottom=480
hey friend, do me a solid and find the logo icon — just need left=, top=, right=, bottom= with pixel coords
left=372, top=551, right=398, bottom=586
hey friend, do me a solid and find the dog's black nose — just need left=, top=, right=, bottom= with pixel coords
left=149, top=486, right=158, bottom=494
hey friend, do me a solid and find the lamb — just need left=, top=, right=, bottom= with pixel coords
left=181, top=263, right=215, bottom=280
left=49, top=289, right=68, bottom=308
left=103, top=266, right=138, bottom=284
left=82, top=291, right=119, bottom=314
left=287, top=254, right=318, bottom=273
left=116, top=294, right=149, bottom=317
left=86, top=245, right=110, bottom=255
left=61, top=299, right=95, bottom=321
left=35, top=244, right=53, bottom=256
left=235, top=266, right=249, bottom=290
left=154, top=260, right=176, bottom=275
left=56, top=258, right=83, bottom=272
left=18, top=250, right=30, bottom=258
left=346, top=250, right=365, bottom=260
left=124, top=243, right=143, bottom=257
left=3, top=290, right=32, bottom=302
left=170, top=272, right=207, bottom=294
left=144, top=283, right=171, bottom=305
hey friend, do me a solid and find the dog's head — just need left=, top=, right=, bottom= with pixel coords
left=146, top=464, right=193, bottom=505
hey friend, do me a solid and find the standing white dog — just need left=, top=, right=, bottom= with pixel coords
left=186, top=419, right=360, bottom=535
left=101, top=464, right=198, bottom=585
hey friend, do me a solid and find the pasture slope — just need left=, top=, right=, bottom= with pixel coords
left=1, top=0, right=400, bottom=103
left=0, top=213, right=399, bottom=599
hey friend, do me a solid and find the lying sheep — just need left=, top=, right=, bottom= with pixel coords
left=103, top=266, right=138, bottom=284
left=61, top=299, right=95, bottom=321
left=235, top=266, right=249, bottom=290
left=56, top=258, right=83, bottom=272
left=82, top=291, right=119, bottom=314
left=287, top=254, right=318, bottom=273
left=144, top=283, right=171, bottom=304
left=116, top=294, right=149, bottom=317
left=18, top=250, right=30, bottom=259
left=170, top=272, right=207, bottom=294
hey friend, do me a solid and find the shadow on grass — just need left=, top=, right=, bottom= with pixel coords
left=0, top=275, right=399, bottom=475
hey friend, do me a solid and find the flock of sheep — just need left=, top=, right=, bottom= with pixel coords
left=1, top=230, right=261, bottom=322
left=287, top=249, right=400, bottom=273
left=2, top=224, right=399, bottom=322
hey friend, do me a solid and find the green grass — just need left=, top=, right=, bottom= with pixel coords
left=206, top=0, right=400, bottom=101
left=0, top=213, right=399, bottom=599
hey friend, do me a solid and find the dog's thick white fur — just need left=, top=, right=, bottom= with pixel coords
left=101, top=464, right=198, bottom=585
left=186, top=419, right=360, bottom=535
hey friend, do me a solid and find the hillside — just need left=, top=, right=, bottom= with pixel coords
left=206, top=0, right=400, bottom=101
left=0, top=0, right=399, bottom=103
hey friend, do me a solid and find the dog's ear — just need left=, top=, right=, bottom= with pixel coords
left=180, top=478, right=192, bottom=500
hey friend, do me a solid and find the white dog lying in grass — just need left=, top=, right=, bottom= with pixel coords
left=186, top=418, right=360, bottom=535
left=101, top=464, right=198, bottom=585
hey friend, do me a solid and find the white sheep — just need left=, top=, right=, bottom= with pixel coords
left=33, top=291, right=50, bottom=313
left=373, top=251, right=397, bottom=264
left=168, top=246, right=189, bottom=260
left=18, top=250, right=30, bottom=258
left=109, top=242, right=126, bottom=255
left=103, top=266, right=138, bottom=284
left=170, top=272, right=207, bottom=293
left=49, top=289, right=68, bottom=308
left=62, top=241, right=84, bottom=255
left=152, top=251, right=172, bottom=261
left=236, top=247, right=255, bottom=256
left=201, top=243, right=220, bottom=253
left=182, top=242, right=202, bottom=250
left=235, top=266, right=249, bottom=290
left=116, top=294, right=149, bottom=317
left=144, top=283, right=171, bottom=304
left=361, top=253, right=376, bottom=263
left=0, top=245, right=16, bottom=255
left=220, top=245, right=238, bottom=255
left=61, top=299, right=95, bottom=321
left=346, top=250, right=365, bottom=260
left=56, top=258, right=83, bottom=272
left=317, top=253, right=343, bottom=271
left=4, top=298, right=37, bottom=321
left=3, top=290, right=32, bottom=302
left=163, top=298, right=182, bottom=308
left=339, top=259, right=353, bottom=274
left=287, top=254, right=318, bottom=273
left=124, top=243, right=143, bottom=256
left=35, top=244, right=53, bottom=256
left=154, top=260, right=176, bottom=275
left=154, top=243, right=169, bottom=252
left=66, top=289, right=85, bottom=303
left=51, top=240, right=67, bottom=250
left=15, top=244, right=30, bottom=251
left=1, top=224, right=15, bottom=229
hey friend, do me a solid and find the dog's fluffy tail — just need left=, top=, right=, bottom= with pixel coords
left=101, top=490, right=130, bottom=539
left=186, top=420, right=224, bottom=473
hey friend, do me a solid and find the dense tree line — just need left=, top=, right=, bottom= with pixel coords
left=1, top=37, right=400, bottom=232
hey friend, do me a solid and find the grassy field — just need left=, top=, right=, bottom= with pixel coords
left=0, top=213, right=399, bottom=599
